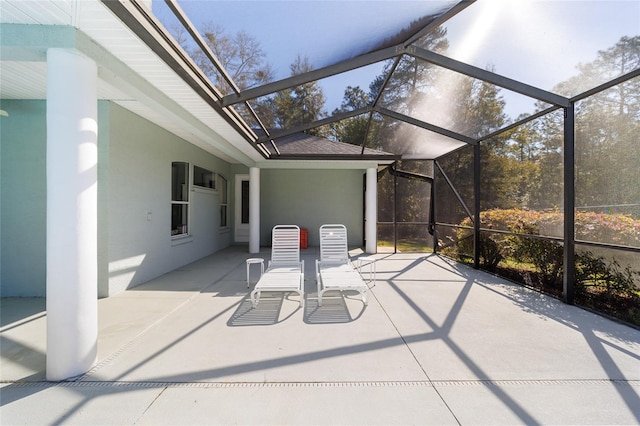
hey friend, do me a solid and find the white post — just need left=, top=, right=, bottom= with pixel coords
left=249, top=167, right=260, bottom=253
left=46, top=49, right=98, bottom=381
left=365, top=168, right=377, bottom=254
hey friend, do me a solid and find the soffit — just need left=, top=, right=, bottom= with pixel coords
left=0, top=0, right=262, bottom=165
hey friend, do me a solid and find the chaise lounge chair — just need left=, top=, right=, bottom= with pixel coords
left=315, top=224, right=372, bottom=306
left=250, top=225, right=305, bottom=308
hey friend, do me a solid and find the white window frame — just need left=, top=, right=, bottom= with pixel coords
left=218, top=174, right=229, bottom=230
left=193, top=165, right=216, bottom=190
left=171, top=161, right=189, bottom=238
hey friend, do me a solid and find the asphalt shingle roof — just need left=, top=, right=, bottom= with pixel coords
left=263, top=132, right=394, bottom=157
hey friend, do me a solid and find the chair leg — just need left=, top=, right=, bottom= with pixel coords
left=251, top=290, right=260, bottom=307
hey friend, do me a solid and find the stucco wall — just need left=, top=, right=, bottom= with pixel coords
left=0, top=100, right=235, bottom=297
left=0, top=100, right=47, bottom=297
left=0, top=98, right=369, bottom=297
left=260, top=169, right=365, bottom=247
left=105, top=102, right=234, bottom=295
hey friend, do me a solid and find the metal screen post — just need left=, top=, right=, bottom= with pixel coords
left=431, top=168, right=437, bottom=254
left=365, top=168, right=377, bottom=254
left=563, top=103, right=576, bottom=304
left=473, top=143, right=481, bottom=269
left=393, top=162, right=398, bottom=253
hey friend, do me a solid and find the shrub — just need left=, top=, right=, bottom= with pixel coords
left=458, top=208, right=640, bottom=248
left=575, top=251, right=640, bottom=325
left=456, top=209, right=563, bottom=283
left=479, top=234, right=503, bottom=272
left=575, top=211, right=640, bottom=247
left=576, top=251, right=639, bottom=298
left=511, top=238, right=563, bottom=288
left=456, top=232, right=504, bottom=272
left=448, top=208, right=640, bottom=325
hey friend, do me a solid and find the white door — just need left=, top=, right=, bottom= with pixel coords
left=234, top=174, right=250, bottom=242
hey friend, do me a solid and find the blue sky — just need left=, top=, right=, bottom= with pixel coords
left=157, top=0, right=640, bottom=119
left=174, top=1, right=455, bottom=71
left=156, top=1, right=455, bottom=109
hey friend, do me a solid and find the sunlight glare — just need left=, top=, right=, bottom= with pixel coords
left=452, top=0, right=504, bottom=63
left=406, top=0, right=539, bottom=145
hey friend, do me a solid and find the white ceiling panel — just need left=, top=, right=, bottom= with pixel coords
left=0, top=61, right=47, bottom=99
left=0, top=0, right=73, bottom=25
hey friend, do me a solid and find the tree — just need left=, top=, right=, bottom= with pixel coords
left=501, top=117, right=544, bottom=209
left=372, top=27, right=449, bottom=113
left=263, top=55, right=327, bottom=135
left=433, top=74, right=509, bottom=217
left=172, top=24, right=330, bottom=135
left=190, top=23, right=274, bottom=95
left=328, top=86, right=372, bottom=145
left=536, top=36, right=640, bottom=217
left=169, top=23, right=275, bottom=126
left=573, top=37, right=640, bottom=215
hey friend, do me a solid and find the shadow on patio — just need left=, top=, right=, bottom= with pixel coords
left=2, top=246, right=639, bottom=425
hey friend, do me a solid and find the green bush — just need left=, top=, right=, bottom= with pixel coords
left=511, top=238, right=563, bottom=288
left=457, top=232, right=503, bottom=272
left=448, top=208, right=640, bottom=325
left=457, top=208, right=640, bottom=248
left=575, top=251, right=640, bottom=325
left=576, top=251, right=639, bottom=298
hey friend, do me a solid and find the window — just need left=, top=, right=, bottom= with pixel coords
left=241, top=180, right=250, bottom=224
left=193, top=165, right=215, bottom=189
left=171, top=162, right=189, bottom=236
left=218, top=174, right=228, bottom=228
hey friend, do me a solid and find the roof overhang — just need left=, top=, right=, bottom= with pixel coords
left=0, top=1, right=264, bottom=165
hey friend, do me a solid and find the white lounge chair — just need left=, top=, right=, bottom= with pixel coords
left=315, top=224, right=372, bottom=306
left=250, top=225, right=304, bottom=308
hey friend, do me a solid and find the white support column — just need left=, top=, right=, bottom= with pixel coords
left=365, top=168, right=377, bottom=254
left=249, top=167, right=260, bottom=254
left=46, top=49, right=98, bottom=381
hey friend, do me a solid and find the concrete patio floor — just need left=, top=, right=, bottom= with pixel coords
left=1, top=246, right=639, bottom=425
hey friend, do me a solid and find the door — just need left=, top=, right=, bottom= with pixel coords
left=234, top=174, right=250, bottom=242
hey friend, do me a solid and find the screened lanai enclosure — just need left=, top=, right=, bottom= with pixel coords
left=104, top=0, right=640, bottom=326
